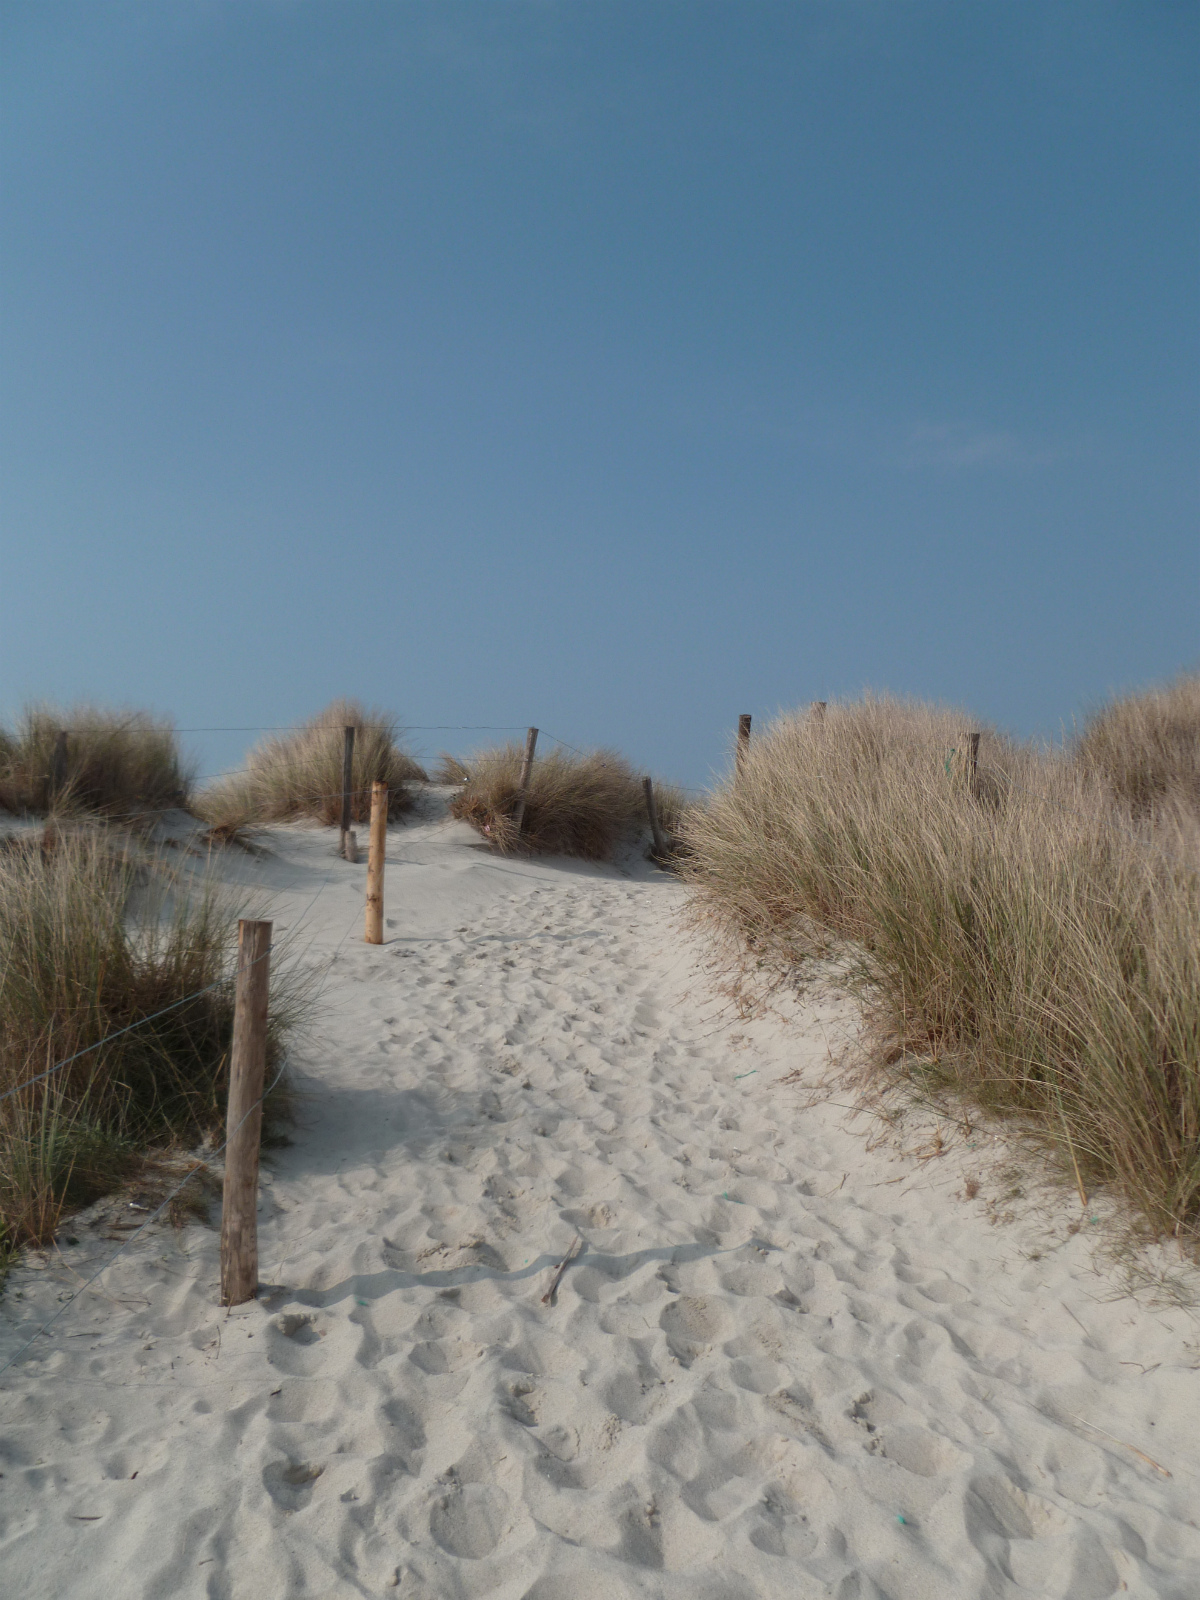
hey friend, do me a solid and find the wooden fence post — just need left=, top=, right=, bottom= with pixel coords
left=220, top=919, right=272, bottom=1308
left=811, top=702, right=827, bottom=722
left=736, top=714, right=752, bottom=778
left=340, top=725, right=356, bottom=857
left=50, top=730, right=68, bottom=801
left=511, top=727, right=539, bottom=836
left=643, top=776, right=667, bottom=858
left=365, top=781, right=387, bottom=944
left=964, top=731, right=980, bottom=796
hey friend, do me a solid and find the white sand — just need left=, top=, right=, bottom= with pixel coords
left=2, top=790, right=1198, bottom=1599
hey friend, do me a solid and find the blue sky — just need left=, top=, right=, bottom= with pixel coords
left=1, top=1, right=1196, bottom=788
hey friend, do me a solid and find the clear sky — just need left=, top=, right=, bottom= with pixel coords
left=1, top=2, right=1196, bottom=788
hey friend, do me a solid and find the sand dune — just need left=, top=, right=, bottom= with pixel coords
left=1, top=790, right=1197, bottom=1598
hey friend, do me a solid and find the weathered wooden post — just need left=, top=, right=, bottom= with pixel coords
left=365, top=781, right=387, bottom=944
left=50, top=730, right=68, bottom=802
left=511, top=727, right=538, bottom=837
left=811, top=701, right=827, bottom=722
left=964, top=731, right=980, bottom=796
left=340, top=725, right=356, bottom=858
left=643, top=776, right=667, bottom=858
left=220, top=919, right=272, bottom=1308
left=736, top=714, right=752, bottom=779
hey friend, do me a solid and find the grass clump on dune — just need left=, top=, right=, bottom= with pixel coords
left=0, top=705, right=193, bottom=818
left=681, top=692, right=1200, bottom=1249
left=1076, top=671, right=1200, bottom=819
left=196, top=700, right=426, bottom=837
left=645, top=778, right=693, bottom=860
left=432, top=752, right=472, bottom=785
left=0, top=828, right=298, bottom=1254
left=451, top=743, right=650, bottom=860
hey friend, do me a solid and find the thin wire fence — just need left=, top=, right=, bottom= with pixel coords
left=9, top=746, right=1194, bottom=867
left=0, top=727, right=687, bottom=1109
left=2, top=712, right=1196, bottom=1379
left=31, top=723, right=533, bottom=736
left=0, top=860, right=337, bottom=1109
left=0, top=880, right=379, bottom=1377
left=0, top=975, right=246, bottom=1107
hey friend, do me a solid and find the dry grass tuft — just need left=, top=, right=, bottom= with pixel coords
left=451, top=744, right=648, bottom=860
left=0, top=828, right=300, bottom=1254
left=647, top=779, right=694, bottom=862
left=0, top=705, right=193, bottom=818
left=195, top=700, right=426, bottom=834
left=433, top=752, right=472, bottom=785
left=681, top=692, right=1200, bottom=1250
left=1077, top=671, right=1200, bottom=819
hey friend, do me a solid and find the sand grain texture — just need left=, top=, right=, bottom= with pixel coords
left=2, top=791, right=1197, bottom=1599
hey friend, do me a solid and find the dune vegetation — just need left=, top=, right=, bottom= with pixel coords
left=432, top=752, right=472, bottom=786
left=0, top=828, right=300, bottom=1256
left=0, top=705, right=193, bottom=819
left=645, top=777, right=692, bottom=860
left=449, top=742, right=682, bottom=861
left=195, top=700, right=426, bottom=838
left=1077, top=671, right=1200, bottom=821
left=680, top=685, right=1200, bottom=1250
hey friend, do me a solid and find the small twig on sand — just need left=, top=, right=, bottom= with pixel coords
left=541, top=1237, right=583, bottom=1305
left=1070, top=1414, right=1171, bottom=1477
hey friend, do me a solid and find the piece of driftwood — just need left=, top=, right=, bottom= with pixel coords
left=541, top=1236, right=583, bottom=1305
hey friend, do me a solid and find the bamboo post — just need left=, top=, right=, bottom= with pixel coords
left=736, top=714, right=752, bottom=778
left=511, top=727, right=538, bottom=836
left=964, top=731, right=980, bottom=795
left=643, top=776, right=667, bottom=858
left=220, top=919, right=272, bottom=1308
left=50, top=730, right=68, bottom=801
left=340, top=725, right=356, bottom=857
left=365, top=781, right=387, bottom=944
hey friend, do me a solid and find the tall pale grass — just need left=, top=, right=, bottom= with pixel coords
left=0, top=704, right=193, bottom=817
left=1077, top=671, right=1200, bottom=818
left=451, top=744, right=650, bottom=859
left=196, top=700, right=426, bottom=836
left=0, top=828, right=298, bottom=1252
left=681, top=695, right=1200, bottom=1247
left=432, top=752, right=472, bottom=786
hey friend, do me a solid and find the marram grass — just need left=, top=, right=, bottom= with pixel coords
left=196, top=699, right=426, bottom=837
left=680, top=691, right=1200, bottom=1250
left=450, top=743, right=685, bottom=861
left=0, top=828, right=300, bottom=1254
left=0, top=704, right=192, bottom=818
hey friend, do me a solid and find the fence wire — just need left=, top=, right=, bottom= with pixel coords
left=0, top=870, right=383, bottom=1378
left=2, top=711, right=1195, bottom=1379
left=0, top=867, right=335, bottom=1107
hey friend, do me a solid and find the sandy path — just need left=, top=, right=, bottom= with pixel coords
left=1, top=793, right=1198, bottom=1599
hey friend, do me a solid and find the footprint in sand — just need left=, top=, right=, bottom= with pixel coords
left=879, top=1425, right=970, bottom=1477
left=965, top=1473, right=1070, bottom=1544
left=429, top=1482, right=509, bottom=1559
left=262, top=1459, right=324, bottom=1510
left=408, top=1337, right=480, bottom=1374
left=503, top=1378, right=540, bottom=1426
left=272, top=1313, right=321, bottom=1345
left=659, top=1295, right=727, bottom=1366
